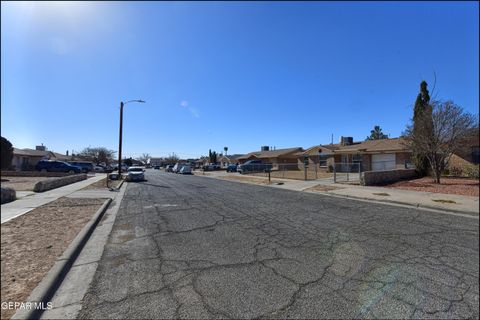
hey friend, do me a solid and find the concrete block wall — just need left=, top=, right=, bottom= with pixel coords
left=361, top=169, right=417, bottom=186
left=33, top=174, right=87, bottom=192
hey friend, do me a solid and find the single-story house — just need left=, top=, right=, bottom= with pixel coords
left=237, top=146, right=303, bottom=170
left=299, top=137, right=412, bottom=172
left=449, top=127, right=480, bottom=171
left=217, top=154, right=244, bottom=168
left=332, top=137, right=412, bottom=172
left=11, top=148, right=54, bottom=171
left=10, top=146, right=88, bottom=171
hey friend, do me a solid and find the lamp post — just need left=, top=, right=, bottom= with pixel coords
left=118, top=99, right=145, bottom=176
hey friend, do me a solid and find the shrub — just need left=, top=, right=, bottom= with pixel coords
left=463, top=164, right=479, bottom=179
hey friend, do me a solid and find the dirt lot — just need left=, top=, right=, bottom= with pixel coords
left=0, top=197, right=106, bottom=320
left=0, top=177, right=59, bottom=191
left=384, top=176, right=479, bottom=197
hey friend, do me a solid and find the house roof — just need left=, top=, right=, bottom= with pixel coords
left=296, top=144, right=342, bottom=156
left=333, top=137, right=410, bottom=154
left=218, top=154, right=244, bottom=162
left=13, top=148, right=52, bottom=157
left=238, top=147, right=303, bottom=160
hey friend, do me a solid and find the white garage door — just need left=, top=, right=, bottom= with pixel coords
left=371, top=154, right=396, bottom=171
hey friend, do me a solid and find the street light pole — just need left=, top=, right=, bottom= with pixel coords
left=118, top=101, right=124, bottom=176
left=117, top=99, right=145, bottom=177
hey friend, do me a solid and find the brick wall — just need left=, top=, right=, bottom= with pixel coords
left=361, top=169, right=417, bottom=186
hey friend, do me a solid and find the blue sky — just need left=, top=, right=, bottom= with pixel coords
left=1, top=1, right=478, bottom=159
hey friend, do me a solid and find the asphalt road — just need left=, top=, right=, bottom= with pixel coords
left=78, top=170, right=479, bottom=319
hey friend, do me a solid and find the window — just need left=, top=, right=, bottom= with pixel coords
left=472, top=147, right=480, bottom=164
left=318, top=154, right=329, bottom=167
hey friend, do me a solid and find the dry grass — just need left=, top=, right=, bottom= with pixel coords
left=1, top=197, right=106, bottom=320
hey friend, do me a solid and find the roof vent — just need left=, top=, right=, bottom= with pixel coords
left=36, top=145, right=46, bottom=151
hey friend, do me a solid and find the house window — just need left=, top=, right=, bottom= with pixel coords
left=472, top=147, right=480, bottom=164
left=352, top=154, right=362, bottom=162
left=318, top=154, right=329, bottom=167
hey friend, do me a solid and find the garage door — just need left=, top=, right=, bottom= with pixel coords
left=371, top=154, right=396, bottom=171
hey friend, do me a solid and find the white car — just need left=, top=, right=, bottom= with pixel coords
left=179, top=165, right=192, bottom=174
left=127, top=166, right=145, bottom=182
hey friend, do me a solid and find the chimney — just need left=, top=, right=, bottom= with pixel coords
left=340, top=136, right=353, bottom=146
left=36, top=144, right=46, bottom=151
left=261, top=146, right=270, bottom=151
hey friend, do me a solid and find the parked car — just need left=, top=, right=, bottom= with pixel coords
left=226, top=164, right=238, bottom=172
left=165, top=165, right=174, bottom=172
left=237, top=160, right=272, bottom=174
left=35, top=160, right=82, bottom=174
left=154, top=165, right=160, bottom=170
left=113, top=164, right=129, bottom=172
left=67, top=161, right=94, bottom=173
left=172, top=163, right=184, bottom=173
left=94, top=165, right=105, bottom=173
left=179, top=165, right=192, bottom=175
left=126, top=166, right=145, bottom=182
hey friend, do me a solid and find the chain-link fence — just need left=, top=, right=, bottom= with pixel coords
left=246, top=163, right=334, bottom=181
left=332, top=162, right=361, bottom=183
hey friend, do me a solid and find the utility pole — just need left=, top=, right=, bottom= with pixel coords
left=118, top=101, right=124, bottom=176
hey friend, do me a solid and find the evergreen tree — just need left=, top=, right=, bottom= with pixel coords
left=412, top=81, right=433, bottom=175
left=1, top=136, right=14, bottom=170
left=366, top=126, right=389, bottom=140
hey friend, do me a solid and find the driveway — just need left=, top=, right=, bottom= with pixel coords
left=78, top=171, right=479, bottom=319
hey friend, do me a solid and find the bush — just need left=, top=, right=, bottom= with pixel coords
left=463, top=164, right=479, bottom=179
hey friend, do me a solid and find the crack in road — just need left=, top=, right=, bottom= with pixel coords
left=77, top=172, right=479, bottom=319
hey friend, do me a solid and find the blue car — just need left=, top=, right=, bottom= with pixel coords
left=35, top=160, right=82, bottom=174
left=226, top=164, right=237, bottom=172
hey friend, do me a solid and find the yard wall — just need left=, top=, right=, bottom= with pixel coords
left=361, top=169, right=417, bottom=186
left=33, top=174, right=87, bottom=192
left=1, top=171, right=71, bottom=177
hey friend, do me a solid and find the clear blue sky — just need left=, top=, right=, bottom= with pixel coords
left=1, top=1, right=478, bottom=159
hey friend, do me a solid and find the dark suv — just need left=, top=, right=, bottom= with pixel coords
left=237, top=160, right=272, bottom=174
left=67, top=161, right=94, bottom=173
left=35, top=160, right=82, bottom=174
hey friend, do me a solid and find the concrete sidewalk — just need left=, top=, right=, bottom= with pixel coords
left=1, top=174, right=109, bottom=224
left=197, top=171, right=479, bottom=216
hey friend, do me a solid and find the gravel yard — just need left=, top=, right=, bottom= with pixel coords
left=384, top=176, right=479, bottom=197
left=0, top=177, right=59, bottom=191
left=0, top=197, right=106, bottom=320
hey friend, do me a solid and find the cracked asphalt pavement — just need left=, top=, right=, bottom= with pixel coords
left=78, top=171, right=479, bottom=319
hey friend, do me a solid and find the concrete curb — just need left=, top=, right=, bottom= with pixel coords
left=11, top=198, right=113, bottom=320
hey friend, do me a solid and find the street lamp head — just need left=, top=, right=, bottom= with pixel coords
left=137, top=100, right=146, bottom=103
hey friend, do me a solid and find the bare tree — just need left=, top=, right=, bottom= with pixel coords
left=164, top=152, right=179, bottom=164
left=137, top=153, right=150, bottom=165
left=404, top=100, right=477, bottom=183
left=77, top=147, right=116, bottom=165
